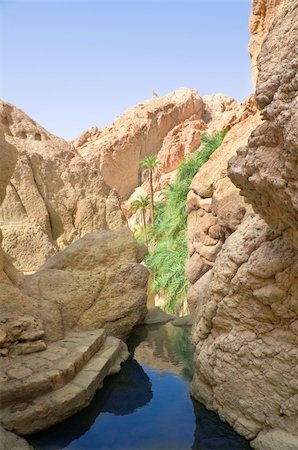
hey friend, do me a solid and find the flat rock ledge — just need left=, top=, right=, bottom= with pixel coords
left=0, top=329, right=129, bottom=435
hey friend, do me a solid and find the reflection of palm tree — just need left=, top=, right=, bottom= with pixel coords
left=131, top=195, right=150, bottom=244
left=140, top=156, right=161, bottom=225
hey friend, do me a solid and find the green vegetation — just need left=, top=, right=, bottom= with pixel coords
left=140, top=155, right=161, bottom=225
left=131, top=195, right=150, bottom=244
left=144, top=130, right=227, bottom=313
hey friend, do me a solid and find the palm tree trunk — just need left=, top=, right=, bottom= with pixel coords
left=149, top=170, right=154, bottom=225
left=142, top=208, right=148, bottom=245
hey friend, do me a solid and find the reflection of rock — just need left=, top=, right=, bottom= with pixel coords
left=191, top=398, right=250, bottom=450
left=128, top=323, right=193, bottom=381
left=141, top=307, right=174, bottom=325
left=28, top=357, right=152, bottom=449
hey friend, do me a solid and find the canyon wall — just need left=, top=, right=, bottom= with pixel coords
left=249, top=0, right=284, bottom=85
left=188, top=1, right=298, bottom=449
left=0, top=132, right=149, bottom=352
left=74, top=88, right=204, bottom=200
left=123, top=93, right=254, bottom=229
left=0, top=102, right=126, bottom=272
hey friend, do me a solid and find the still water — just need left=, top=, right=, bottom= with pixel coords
left=29, top=323, right=250, bottom=450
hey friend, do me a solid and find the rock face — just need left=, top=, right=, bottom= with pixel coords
left=74, top=88, right=204, bottom=199
left=20, top=227, right=149, bottom=341
left=189, top=1, right=298, bottom=449
left=0, top=102, right=126, bottom=272
left=230, top=0, right=298, bottom=247
left=0, top=135, right=147, bottom=435
left=186, top=110, right=261, bottom=311
left=249, top=0, right=284, bottom=85
left=0, top=134, right=149, bottom=344
left=191, top=215, right=298, bottom=442
left=123, top=93, right=253, bottom=230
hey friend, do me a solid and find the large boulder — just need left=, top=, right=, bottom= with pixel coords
left=20, top=227, right=149, bottom=341
left=0, top=102, right=126, bottom=272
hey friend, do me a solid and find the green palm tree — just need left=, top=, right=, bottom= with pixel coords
left=140, top=155, right=161, bottom=225
left=131, top=195, right=150, bottom=244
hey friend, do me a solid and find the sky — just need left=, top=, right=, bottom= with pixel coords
left=0, top=0, right=253, bottom=140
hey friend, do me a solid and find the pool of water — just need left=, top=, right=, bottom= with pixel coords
left=29, top=323, right=251, bottom=450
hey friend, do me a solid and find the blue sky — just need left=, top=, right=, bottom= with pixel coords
left=0, top=0, right=253, bottom=140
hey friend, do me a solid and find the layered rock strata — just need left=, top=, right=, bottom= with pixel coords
left=0, top=330, right=129, bottom=435
left=189, top=1, right=298, bottom=449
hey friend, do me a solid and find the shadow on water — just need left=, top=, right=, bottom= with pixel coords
left=29, top=323, right=250, bottom=450
left=29, top=357, right=153, bottom=449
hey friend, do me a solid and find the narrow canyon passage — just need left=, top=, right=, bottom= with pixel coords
left=28, top=323, right=250, bottom=450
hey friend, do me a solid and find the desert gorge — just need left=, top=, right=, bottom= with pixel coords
left=0, top=0, right=297, bottom=449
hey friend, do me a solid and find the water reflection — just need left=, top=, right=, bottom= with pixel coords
left=192, top=399, right=250, bottom=449
left=129, top=322, right=194, bottom=381
left=29, top=324, right=250, bottom=450
left=29, top=357, right=153, bottom=449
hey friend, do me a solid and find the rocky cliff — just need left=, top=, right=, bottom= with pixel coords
left=0, top=102, right=126, bottom=272
left=123, top=93, right=254, bottom=230
left=249, top=0, right=284, bottom=85
left=188, top=1, right=298, bottom=449
left=74, top=88, right=204, bottom=200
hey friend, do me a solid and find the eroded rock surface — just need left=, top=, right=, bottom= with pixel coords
left=191, top=215, right=298, bottom=442
left=20, top=227, right=149, bottom=341
left=0, top=102, right=125, bottom=272
left=75, top=88, right=204, bottom=199
left=186, top=111, right=261, bottom=311
left=0, top=136, right=148, bottom=344
left=249, top=0, right=284, bottom=84
left=123, top=93, right=253, bottom=231
left=189, top=1, right=298, bottom=448
left=230, top=0, right=298, bottom=247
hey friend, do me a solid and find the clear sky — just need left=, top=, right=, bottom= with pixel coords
left=0, top=0, right=253, bottom=140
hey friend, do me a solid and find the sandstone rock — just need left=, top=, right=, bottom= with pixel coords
left=186, top=112, right=261, bottom=311
left=0, top=139, right=148, bottom=346
left=20, top=227, right=149, bottom=341
left=188, top=3, right=298, bottom=447
left=201, top=94, right=256, bottom=133
left=249, top=0, right=285, bottom=85
left=75, top=88, right=205, bottom=199
left=0, top=331, right=129, bottom=435
left=0, top=426, right=33, bottom=450
left=0, top=102, right=126, bottom=272
left=229, top=0, right=298, bottom=247
left=190, top=215, right=298, bottom=441
left=123, top=93, right=253, bottom=231
left=157, top=115, right=207, bottom=173
left=251, top=428, right=298, bottom=450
